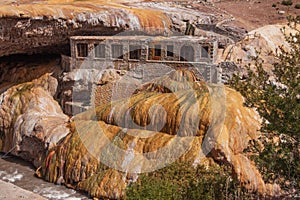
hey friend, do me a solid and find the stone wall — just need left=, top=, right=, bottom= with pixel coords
left=93, top=81, right=138, bottom=107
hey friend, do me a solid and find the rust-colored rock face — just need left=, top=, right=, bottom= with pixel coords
left=93, top=71, right=211, bottom=137
left=36, top=69, right=277, bottom=199
left=0, top=74, right=69, bottom=167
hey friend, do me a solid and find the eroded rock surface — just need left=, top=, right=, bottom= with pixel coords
left=220, top=25, right=297, bottom=74
left=0, top=55, right=62, bottom=94
left=0, top=74, right=69, bottom=167
left=0, top=0, right=171, bottom=56
left=0, top=1, right=290, bottom=199
left=0, top=0, right=243, bottom=57
left=37, top=70, right=279, bottom=199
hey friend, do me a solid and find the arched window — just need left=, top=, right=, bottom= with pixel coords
left=180, top=45, right=194, bottom=61
left=167, top=45, right=174, bottom=57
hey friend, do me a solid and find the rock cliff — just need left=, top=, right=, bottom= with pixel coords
left=0, top=55, right=62, bottom=94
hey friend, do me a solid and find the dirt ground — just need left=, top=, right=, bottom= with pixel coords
left=215, top=0, right=300, bottom=31
left=145, top=0, right=299, bottom=31
left=2, top=0, right=299, bottom=32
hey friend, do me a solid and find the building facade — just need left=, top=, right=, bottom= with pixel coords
left=61, top=35, right=221, bottom=115
left=62, top=35, right=221, bottom=83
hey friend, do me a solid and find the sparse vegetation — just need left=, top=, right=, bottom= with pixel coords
left=125, top=162, right=256, bottom=200
left=230, top=17, right=300, bottom=195
left=281, top=0, right=293, bottom=6
left=295, top=4, right=300, bottom=9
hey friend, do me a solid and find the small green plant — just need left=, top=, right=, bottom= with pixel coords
left=125, top=162, right=256, bottom=199
left=281, top=0, right=293, bottom=6
left=295, top=4, right=300, bottom=9
left=272, top=3, right=277, bottom=7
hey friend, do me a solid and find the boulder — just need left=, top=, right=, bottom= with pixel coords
left=0, top=74, right=69, bottom=167
left=220, top=24, right=297, bottom=74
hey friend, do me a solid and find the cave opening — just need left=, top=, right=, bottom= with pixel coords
left=0, top=53, right=63, bottom=92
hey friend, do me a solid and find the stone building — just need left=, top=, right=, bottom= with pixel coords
left=62, top=35, right=220, bottom=83
left=61, top=35, right=221, bottom=115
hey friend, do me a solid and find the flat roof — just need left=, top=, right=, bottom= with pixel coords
left=70, top=35, right=216, bottom=43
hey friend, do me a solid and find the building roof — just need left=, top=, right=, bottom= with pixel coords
left=70, top=35, right=216, bottom=43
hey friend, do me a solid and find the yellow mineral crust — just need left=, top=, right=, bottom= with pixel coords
left=0, top=0, right=170, bottom=31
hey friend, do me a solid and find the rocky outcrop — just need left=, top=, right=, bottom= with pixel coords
left=131, top=1, right=243, bottom=43
left=0, top=74, right=69, bottom=167
left=0, top=55, right=62, bottom=94
left=220, top=24, right=297, bottom=73
left=0, top=0, right=171, bottom=56
left=0, top=0, right=243, bottom=57
left=37, top=70, right=280, bottom=199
